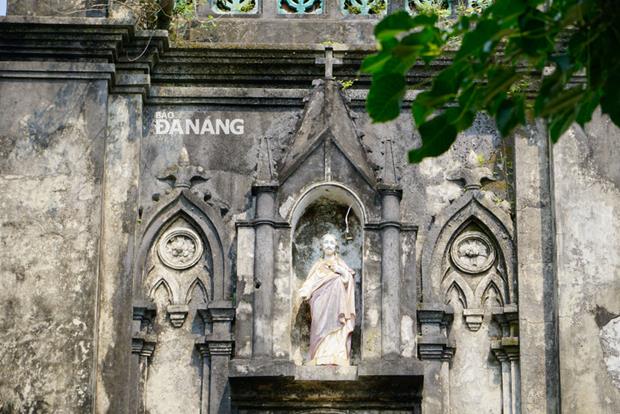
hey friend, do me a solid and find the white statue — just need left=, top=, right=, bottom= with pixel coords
left=299, top=233, right=356, bottom=366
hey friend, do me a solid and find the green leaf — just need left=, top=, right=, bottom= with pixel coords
left=516, top=9, right=554, bottom=58
left=374, top=11, right=416, bottom=41
left=412, top=89, right=453, bottom=124
left=534, top=67, right=567, bottom=115
left=366, top=73, right=407, bottom=122
left=411, top=94, right=433, bottom=125
left=409, top=112, right=458, bottom=163
left=456, top=20, right=501, bottom=60
left=360, top=51, right=392, bottom=74
left=445, top=106, right=475, bottom=131
left=458, top=84, right=481, bottom=114
left=601, top=72, right=620, bottom=126
left=538, top=86, right=584, bottom=118
left=400, top=27, right=440, bottom=49
left=548, top=109, right=576, bottom=143
left=429, top=62, right=469, bottom=99
left=410, top=13, right=439, bottom=27
left=575, top=90, right=600, bottom=126
left=495, top=96, right=525, bottom=136
left=483, top=67, right=520, bottom=106
left=488, top=0, right=528, bottom=21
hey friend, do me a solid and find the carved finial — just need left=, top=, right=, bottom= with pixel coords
left=158, top=146, right=208, bottom=189
left=178, top=147, right=190, bottom=167
left=255, top=137, right=277, bottom=183
left=381, top=139, right=399, bottom=186
left=447, top=150, right=496, bottom=191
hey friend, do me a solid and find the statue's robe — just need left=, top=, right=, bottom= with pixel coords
left=299, top=256, right=355, bottom=366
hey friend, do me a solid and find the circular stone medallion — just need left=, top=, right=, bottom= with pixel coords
left=450, top=231, right=496, bottom=274
left=158, top=228, right=203, bottom=270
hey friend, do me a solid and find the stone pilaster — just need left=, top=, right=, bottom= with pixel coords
left=418, top=305, right=454, bottom=414
left=130, top=302, right=156, bottom=414
left=95, top=89, right=143, bottom=414
left=513, top=124, right=560, bottom=413
left=378, top=184, right=402, bottom=358
left=378, top=138, right=403, bottom=358
left=492, top=305, right=521, bottom=414
left=196, top=301, right=235, bottom=414
left=251, top=182, right=278, bottom=357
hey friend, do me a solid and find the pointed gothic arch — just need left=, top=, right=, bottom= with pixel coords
left=441, top=271, right=475, bottom=309
left=185, top=277, right=209, bottom=304
left=149, top=278, right=175, bottom=304
left=420, top=190, right=515, bottom=305
left=134, top=189, right=231, bottom=302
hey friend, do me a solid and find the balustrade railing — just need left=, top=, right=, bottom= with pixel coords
left=203, top=0, right=489, bottom=16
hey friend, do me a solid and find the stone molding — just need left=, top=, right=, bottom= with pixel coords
left=417, top=305, right=455, bottom=361
left=196, top=301, right=236, bottom=357
left=132, top=302, right=157, bottom=357
left=0, top=16, right=461, bottom=107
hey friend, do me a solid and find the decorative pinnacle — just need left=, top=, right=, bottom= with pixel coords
left=447, top=150, right=496, bottom=191
left=255, top=136, right=277, bottom=183
left=381, top=139, right=399, bottom=186
left=158, top=146, right=209, bottom=189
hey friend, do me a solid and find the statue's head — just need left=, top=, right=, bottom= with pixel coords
left=320, top=233, right=338, bottom=257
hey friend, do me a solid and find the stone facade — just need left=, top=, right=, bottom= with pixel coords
left=0, top=3, right=619, bottom=413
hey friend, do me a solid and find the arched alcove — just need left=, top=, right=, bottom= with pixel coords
left=421, top=191, right=514, bottom=414
left=142, top=216, right=209, bottom=414
left=420, top=191, right=515, bottom=305
left=133, top=189, right=230, bottom=414
left=134, top=189, right=231, bottom=302
left=144, top=216, right=213, bottom=308
left=440, top=220, right=509, bottom=314
left=289, top=183, right=366, bottom=366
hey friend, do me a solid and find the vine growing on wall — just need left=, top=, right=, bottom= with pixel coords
left=109, top=0, right=217, bottom=43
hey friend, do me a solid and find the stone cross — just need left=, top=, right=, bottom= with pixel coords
left=315, top=46, right=343, bottom=80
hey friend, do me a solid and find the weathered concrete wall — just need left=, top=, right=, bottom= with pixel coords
left=553, top=113, right=620, bottom=412
left=95, top=93, right=142, bottom=414
left=0, top=79, right=107, bottom=412
left=7, top=0, right=105, bottom=17
left=0, top=10, right=618, bottom=412
left=513, top=122, right=560, bottom=414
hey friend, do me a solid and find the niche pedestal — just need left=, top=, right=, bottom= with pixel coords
left=228, top=359, right=424, bottom=413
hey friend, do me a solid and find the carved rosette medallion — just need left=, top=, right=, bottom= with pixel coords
left=450, top=231, right=495, bottom=274
left=158, top=228, right=203, bottom=270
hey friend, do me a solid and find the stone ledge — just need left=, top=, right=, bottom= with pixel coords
left=229, top=358, right=296, bottom=378
left=228, top=362, right=423, bottom=410
left=295, top=365, right=357, bottom=381
left=229, top=358, right=424, bottom=380
left=357, top=358, right=424, bottom=377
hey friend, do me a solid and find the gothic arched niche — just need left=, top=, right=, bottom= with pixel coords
left=440, top=220, right=509, bottom=331
left=144, top=216, right=212, bottom=319
left=290, top=196, right=363, bottom=366
left=142, top=215, right=211, bottom=414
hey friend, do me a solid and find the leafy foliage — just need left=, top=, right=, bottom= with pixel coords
left=362, top=0, right=620, bottom=163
